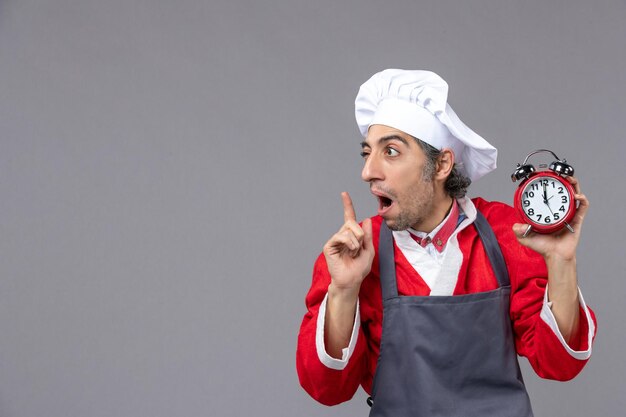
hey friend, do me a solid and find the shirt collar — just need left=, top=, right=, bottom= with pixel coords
left=408, top=199, right=460, bottom=253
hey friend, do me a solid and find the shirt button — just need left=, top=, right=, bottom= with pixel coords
left=436, top=238, right=443, bottom=246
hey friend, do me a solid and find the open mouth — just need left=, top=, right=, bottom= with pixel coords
left=379, top=195, right=393, bottom=209
left=372, top=188, right=395, bottom=215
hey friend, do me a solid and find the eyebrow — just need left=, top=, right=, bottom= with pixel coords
left=361, top=134, right=410, bottom=148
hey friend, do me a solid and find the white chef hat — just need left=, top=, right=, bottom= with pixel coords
left=355, top=69, right=497, bottom=181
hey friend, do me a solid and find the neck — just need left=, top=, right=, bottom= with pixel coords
left=411, top=193, right=454, bottom=234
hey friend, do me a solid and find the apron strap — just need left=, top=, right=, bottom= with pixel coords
left=377, top=210, right=511, bottom=301
left=378, top=222, right=398, bottom=301
left=473, top=211, right=511, bottom=288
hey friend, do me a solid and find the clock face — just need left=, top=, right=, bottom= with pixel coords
left=519, top=175, right=573, bottom=228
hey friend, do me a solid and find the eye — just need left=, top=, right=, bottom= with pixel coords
left=385, top=147, right=399, bottom=157
left=360, top=150, right=370, bottom=159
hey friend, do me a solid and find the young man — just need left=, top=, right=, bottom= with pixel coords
left=296, top=69, right=596, bottom=416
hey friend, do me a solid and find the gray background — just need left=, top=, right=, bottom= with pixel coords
left=1, top=0, right=624, bottom=416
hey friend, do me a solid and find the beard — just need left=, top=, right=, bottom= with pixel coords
left=384, top=179, right=435, bottom=231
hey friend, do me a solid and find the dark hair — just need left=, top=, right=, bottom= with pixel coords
left=413, top=137, right=471, bottom=199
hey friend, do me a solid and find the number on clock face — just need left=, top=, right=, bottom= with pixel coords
left=521, top=177, right=570, bottom=225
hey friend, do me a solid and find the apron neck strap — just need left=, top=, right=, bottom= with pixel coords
left=473, top=211, right=511, bottom=288
left=378, top=221, right=399, bottom=300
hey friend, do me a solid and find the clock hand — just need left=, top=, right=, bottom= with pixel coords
left=541, top=182, right=555, bottom=214
left=540, top=184, right=574, bottom=233
left=542, top=193, right=563, bottom=228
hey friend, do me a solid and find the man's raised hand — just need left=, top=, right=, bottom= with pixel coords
left=323, top=192, right=375, bottom=295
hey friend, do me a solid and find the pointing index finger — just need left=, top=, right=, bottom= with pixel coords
left=341, top=192, right=357, bottom=223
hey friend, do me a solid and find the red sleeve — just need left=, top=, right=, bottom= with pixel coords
left=475, top=198, right=598, bottom=381
left=296, top=253, right=369, bottom=406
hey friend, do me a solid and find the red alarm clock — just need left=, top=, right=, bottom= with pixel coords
left=511, top=149, right=576, bottom=235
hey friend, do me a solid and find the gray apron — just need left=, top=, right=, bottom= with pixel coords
left=368, top=212, right=533, bottom=417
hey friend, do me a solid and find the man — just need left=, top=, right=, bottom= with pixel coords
left=296, top=69, right=596, bottom=416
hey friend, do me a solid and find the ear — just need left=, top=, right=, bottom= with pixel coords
left=434, top=148, right=455, bottom=180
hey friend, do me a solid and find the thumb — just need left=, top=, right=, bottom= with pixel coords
left=512, top=223, right=528, bottom=238
left=362, top=218, right=373, bottom=251
left=513, top=223, right=528, bottom=237
left=512, top=223, right=533, bottom=247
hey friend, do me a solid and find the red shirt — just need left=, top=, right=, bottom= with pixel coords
left=296, top=198, right=597, bottom=406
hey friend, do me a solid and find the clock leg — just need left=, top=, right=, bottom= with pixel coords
left=523, top=224, right=533, bottom=237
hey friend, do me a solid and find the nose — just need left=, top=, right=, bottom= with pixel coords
left=361, top=153, right=384, bottom=183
